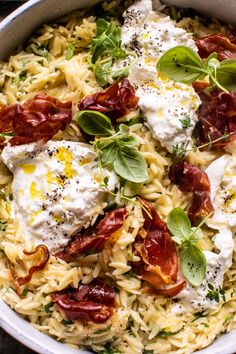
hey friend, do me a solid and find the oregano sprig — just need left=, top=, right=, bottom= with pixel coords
left=157, top=45, right=236, bottom=93
left=91, top=18, right=128, bottom=87
left=76, top=110, right=148, bottom=183
left=167, top=207, right=207, bottom=287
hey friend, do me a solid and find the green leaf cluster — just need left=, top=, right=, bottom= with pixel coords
left=91, top=18, right=128, bottom=87
left=206, top=283, right=226, bottom=303
left=157, top=45, right=236, bottom=92
left=167, top=208, right=206, bottom=287
left=77, top=111, right=148, bottom=183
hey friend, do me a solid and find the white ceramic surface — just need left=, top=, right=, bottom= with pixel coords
left=0, top=1, right=236, bottom=353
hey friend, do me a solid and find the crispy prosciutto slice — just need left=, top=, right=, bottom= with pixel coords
left=8, top=245, right=50, bottom=297
left=194, top=89, right=236, bottom=147
left=0, top=94, right=72, bottom=146
left=56, top=208, right=127, bottom=260
left=196, top=33, right=236, bottom=61
left=79, top=78, right=139, bottom=120
left=169, top=162, right=214, bottom=224
left=52, top=279, right=115, bottom=323
left=132, top=200, right=181, bottom=296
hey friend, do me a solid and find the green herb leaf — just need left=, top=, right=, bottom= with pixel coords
left=92, top=19, right=125, bottom=64
left=0, top=132, right=16, bottom=138
left=206, top=284, right=226, bottom=303
left=180, top=242, right=206, bottom=287
left=167, top=208, right=192, bottom=245
left=96, top=18, right=110, bottom=37
left=157, top=46, right=206, bottom=84
left=112, top=67, right=129, bottom=80
left=22, top=288, right=28, bottom=297
left=117, top=135, right=138, bottom=149
left=99, top=141, right=117, bottom=166
left=216, top=59, right=236, bottom=92
left=98, top=341, right=117, bottom=354
left=192, top=311, right=208, bottom=322
left=0, top=220, right=7, bottom=232
left=143, top=350, right=154, bottom=354
left=123, top=180, right=142, bottom=197
left=94, top=58, right=113, bottom=87
left=94, top=326, right=111, bottom=334
left=113, top=147, right=148, bottom=183
left=44, top=302, right=53, bottom=313
left=156, top=328, right=182, bottom=338
left=65, top=43, right=75, bottom=60
left=179, top=117, right=192, bottom=129
left=77, top=110, right=113, bottom=136
left=19, top=71, right=27, bottom=82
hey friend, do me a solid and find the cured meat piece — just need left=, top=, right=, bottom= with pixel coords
left=0, top=94, right=72, bottom=146
left=52, top=279, right=115, bottom=323
left=196, top=34, right=236, bottom=61
left=169, top=162, right=214, bottom=223
left=132, top=199, right=180, bottom=295
left=194, top=90, right=236, bottom=147
left=56, top=208, right=127, bottom=260
left=79, top=79, right=139, bottom=120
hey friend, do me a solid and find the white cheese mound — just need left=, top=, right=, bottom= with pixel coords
left=205, top=154, right=236, bottom=230
left=119, top=0, right=201, bottom=152
left=173, top=155, right=236, bottom=312
left=1, top=141, right=116, bottom=253
left=173, top=228, right=233, bottom=313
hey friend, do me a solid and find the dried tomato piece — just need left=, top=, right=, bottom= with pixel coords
left=8, top=245, right=50, bottom=295
left=52, top=279, right=115, bottom=323
left=79, top=78, right=139, bottom=120
left=133, top=199, right=179, bottom=291
left=56, top=207, right=127, bottom=260
left=196, top=34, right=236, bottom=61
left=194, top=90, right=236, bottom=147
left=0, top=94, right=72, bottom=146
left=169, top=162, right=214, bottom=223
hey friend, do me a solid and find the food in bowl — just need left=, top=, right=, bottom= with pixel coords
left=0, top=0, right=236, bottom=353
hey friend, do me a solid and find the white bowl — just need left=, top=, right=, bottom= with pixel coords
left=0, top=1, right=236, bottom=353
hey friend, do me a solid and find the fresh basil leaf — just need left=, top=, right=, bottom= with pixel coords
left=65, top=43, right=75, bottom=60
left=100, top=141, right=117, bottom=165
left=216, top=59, right=236, bottom=92
left=77, top=110, right=113, bottom=136
left=167, top=208, right=192, bottom=245
left=180, top=242, right=206, bottom=287
left=113, top=147, right=148, bottom=183
left=157, top=46, right=206, bottom=84
left=117, top=136, right=138, bottom=149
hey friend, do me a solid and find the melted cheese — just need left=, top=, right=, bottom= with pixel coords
left=1, top=141, right=116, bottom=253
